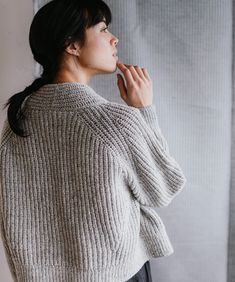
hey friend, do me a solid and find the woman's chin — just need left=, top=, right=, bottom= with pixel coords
left=94, top=57, right=118, bottom=73
left=98, top=64, right=118, bottom=74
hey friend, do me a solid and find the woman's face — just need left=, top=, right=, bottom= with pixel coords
left=78, top=20, right=119, bottom=75
left=58, top=19, right=119, bottom=85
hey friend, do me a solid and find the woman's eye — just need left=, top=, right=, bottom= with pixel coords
left=102, top=27, right=109, bottom=32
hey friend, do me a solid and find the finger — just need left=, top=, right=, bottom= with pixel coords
left=117, top=74, right=128, bottom=101
left=123, top=64, right=139, bottom=81
left=142, top=68, right=151, bottom=81
left=117, top=63, right=135, bottom=86
left=133, top=66, right=147, bottom=81
left=124, top=64, right=147, bottom=82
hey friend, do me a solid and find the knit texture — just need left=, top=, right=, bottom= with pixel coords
left=0, top=82, right=187, bottom=282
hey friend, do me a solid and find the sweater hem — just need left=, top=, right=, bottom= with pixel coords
left=13, top=235, right=174, bottom=282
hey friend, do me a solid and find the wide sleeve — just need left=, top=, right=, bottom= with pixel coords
left=137, top=104, right=170, bottom=154
left=0, top=210, right=17, bottom=281
left=116, top=104, right=187, bottom=208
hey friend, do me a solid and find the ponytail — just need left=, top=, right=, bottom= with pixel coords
left=2, top=75, right=51, bottom=138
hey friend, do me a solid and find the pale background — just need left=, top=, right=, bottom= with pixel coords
left=1, top=0, right=235, bottom=281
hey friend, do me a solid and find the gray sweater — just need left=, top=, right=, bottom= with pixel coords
left=0, top=82, right=187, bottom=282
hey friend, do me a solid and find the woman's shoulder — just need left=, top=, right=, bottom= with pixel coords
left=79, top=101, right=143, bottom=147
left=94, top=101, right=143, bottom=129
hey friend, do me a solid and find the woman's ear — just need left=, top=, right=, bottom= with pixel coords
left=65, top=41, right=81, bottom=56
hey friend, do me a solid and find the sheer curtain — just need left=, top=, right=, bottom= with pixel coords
left=32, top=1, right=234, bottom=281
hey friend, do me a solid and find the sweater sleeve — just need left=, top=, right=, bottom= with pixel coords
left=116, top=104, right=187, bottom=208
left=0, top=210, right=17, bottom=281
left=136, top=104, right=170, bottom=154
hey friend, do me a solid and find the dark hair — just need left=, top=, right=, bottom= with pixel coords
left=2, top=0, right=112, bottom=138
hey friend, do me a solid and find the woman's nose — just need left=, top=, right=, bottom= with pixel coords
left=114, top=37, right=119, bottom=46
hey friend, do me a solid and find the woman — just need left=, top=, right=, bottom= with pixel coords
left=0, top=0, right=187, bottom=281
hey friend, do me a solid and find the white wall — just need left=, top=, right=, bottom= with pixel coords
left=0, top=0, right=34, bottom=280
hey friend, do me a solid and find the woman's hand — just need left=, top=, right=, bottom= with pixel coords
left=116, top=62, right=153, bottom=108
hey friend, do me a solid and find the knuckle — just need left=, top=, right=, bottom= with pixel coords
left=137, top=79, right=145, bottom=86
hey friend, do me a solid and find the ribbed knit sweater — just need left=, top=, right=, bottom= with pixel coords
left=0, top=82, right=187, bottom=282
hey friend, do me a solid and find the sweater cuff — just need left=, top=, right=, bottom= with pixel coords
left=137, top=104, right=159, bottom=127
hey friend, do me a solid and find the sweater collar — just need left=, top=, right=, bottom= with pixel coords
left=24, top=82, right=108, bottom=111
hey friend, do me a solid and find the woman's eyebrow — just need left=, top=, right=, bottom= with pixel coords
left=101, top=20, right=108, bottom=26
